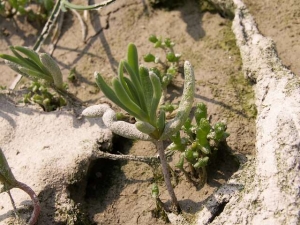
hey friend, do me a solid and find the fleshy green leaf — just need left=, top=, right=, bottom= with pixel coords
left=139, top=66, right=153, bottom=114
left=112, top=77, right=148, bottom=121
left=127, top=43, right=139, bottom=79
left=149, top=71, right=162, bottom=124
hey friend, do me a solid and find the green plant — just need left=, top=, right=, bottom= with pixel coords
left=0, top=147, right=40, bottom=224
left=151, top=183, right=169, bottom=221
left=144, top=35, right=181, bottom=90
left=143, top=35, right=184, bottom=121
left=0, top=46, right=81, bottom=109
left=0, top=46, right=64, bottom=88
left=23, top=81, right=66, bottom=111
left=144, top=35, right=185, bottom=122
left=169, top=102, right=230, bottom=186
left=82, top=43, right=195, bottom=212
left=0, top=1, right=118, bottom=223
left=67, top=67, right=77, bottom=83
left=83, top=42, right=230, bottom=214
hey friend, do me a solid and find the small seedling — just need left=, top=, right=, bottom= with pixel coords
left=67, top=67, right=77, bottom=83
left=143, top=35, right=184, bottom=119
left=144, top=35, right=181, bottom=90
left=151, top=183, right=169, bottom=222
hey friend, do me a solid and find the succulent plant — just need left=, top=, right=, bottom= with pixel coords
left=82, top=43, right=195, bottom=212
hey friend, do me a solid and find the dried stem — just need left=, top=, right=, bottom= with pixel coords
left=33, top=0, right=62, bottom=52
left=71, top=9, right=87, bottom=42
left=93, top=150, right=159, bottom=166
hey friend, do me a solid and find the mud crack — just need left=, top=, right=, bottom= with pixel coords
left=207, top=200, right=229, bottom=223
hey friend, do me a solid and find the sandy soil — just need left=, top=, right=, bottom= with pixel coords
left=0, top=0, right=299, bottom=224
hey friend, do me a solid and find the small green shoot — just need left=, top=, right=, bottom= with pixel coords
left=68, top=67, right=77, bottom=83
left=143, top=35, right=181, bottom=110
left=169, top=102, right=230, bottom=186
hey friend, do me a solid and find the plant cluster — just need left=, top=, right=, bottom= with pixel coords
left=23, top=81, right=66, bottom=111
left=1, top=0, right=117, bottom=112
left=0, top=31, right=231, bottom=223
left=142, top=34, right=185, bottom=122
left=96, top=43, right=172, bottom=140
left=169, top=102, right=229, bottom=186
left=0, top=1, right=118, bottom=224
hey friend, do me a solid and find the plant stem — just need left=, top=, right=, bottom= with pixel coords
left=155, top=140, right=180, bottom=213
left=16, top=181, right=40, bottom=225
